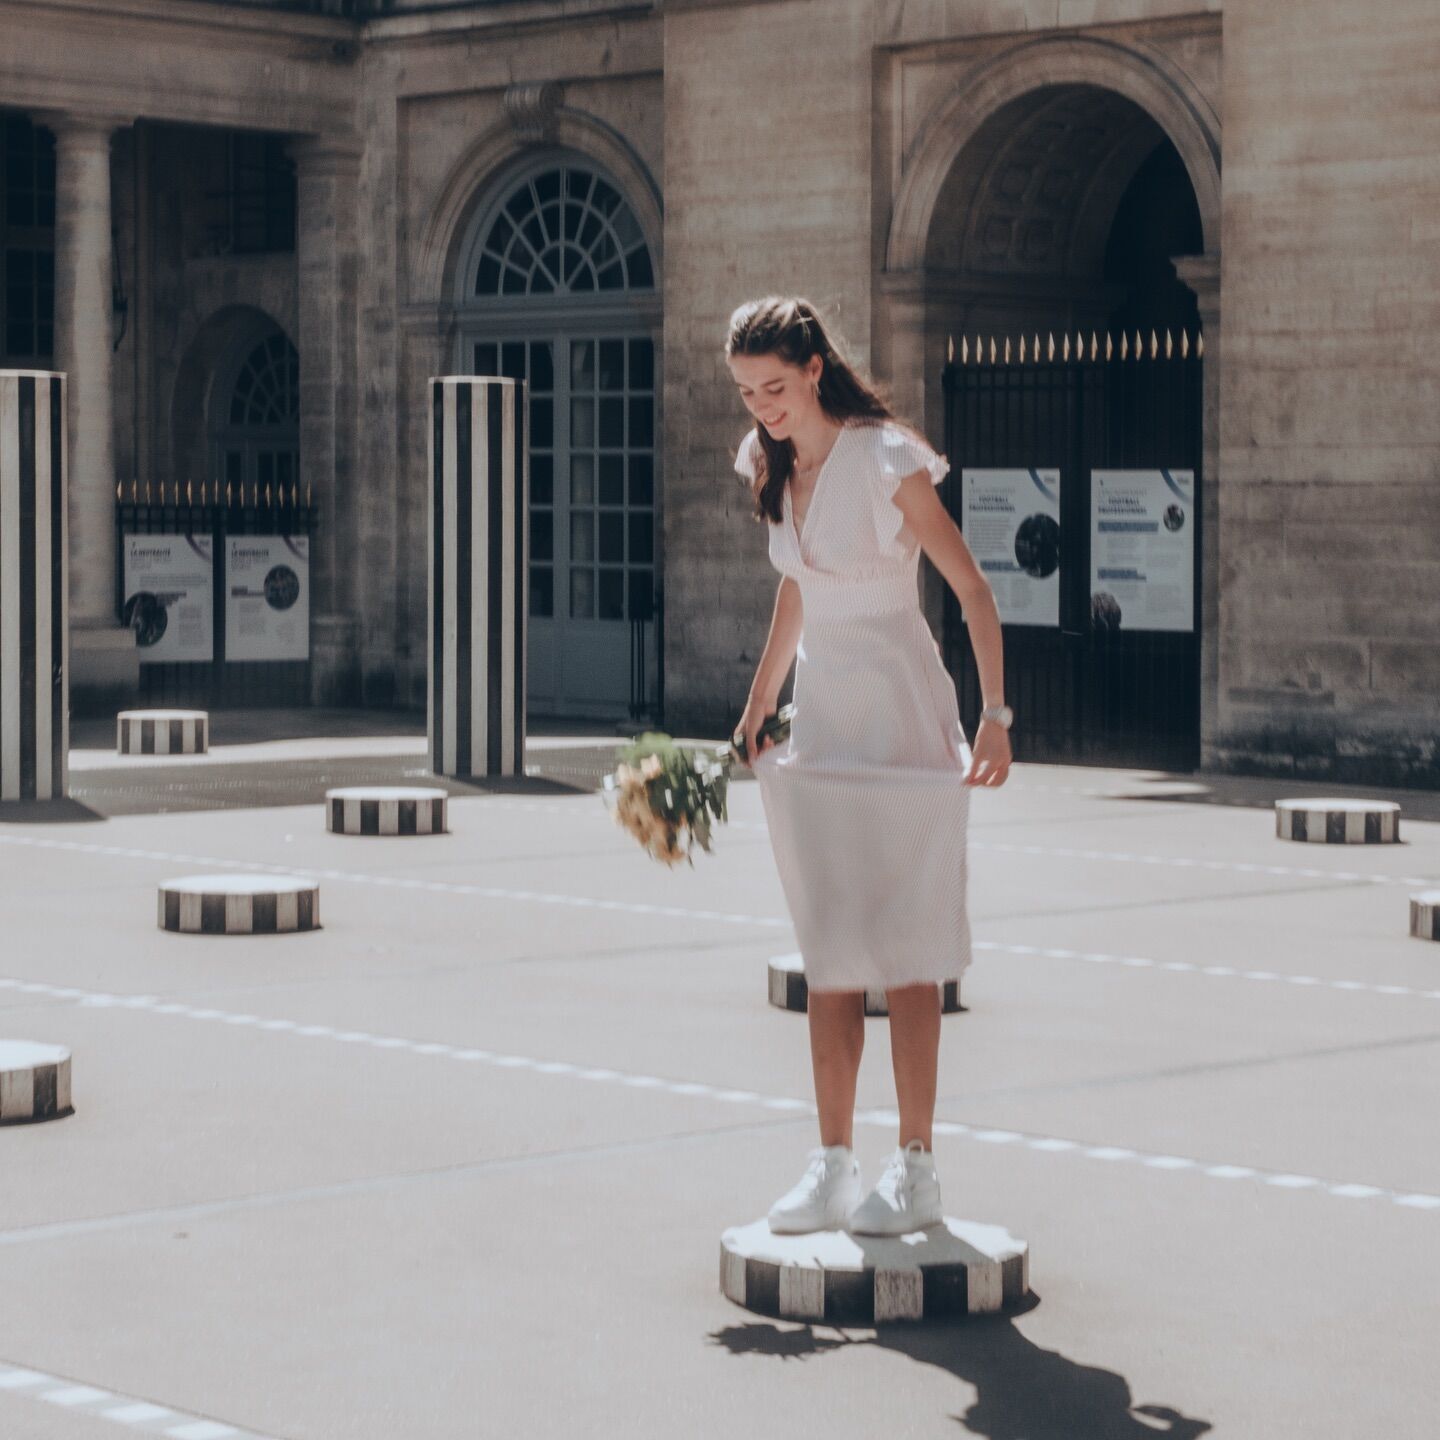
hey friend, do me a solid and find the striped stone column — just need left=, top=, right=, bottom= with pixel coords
left=0, top=371, right=68, bottom=802
left=428, top=376, right=527, bottom=779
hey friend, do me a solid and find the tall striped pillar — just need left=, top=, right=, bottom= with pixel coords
left=428, top=376, right=528, bottom=779
left=0, top=371, right=68, bottom=802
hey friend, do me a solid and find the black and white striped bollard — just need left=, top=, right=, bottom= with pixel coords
left=0, top=1041, right=73, bottom=1124
left=768, top=953, right=964, bottom=1016
left=428, top=376, right=527, bottom=780
left=158, top=875, right=321, bottom=935
left=1410, top=892, right=1440, bottom=943
left=326, top=786, right=448, bottom=836
left=1275, top=798, right=1400, bottom=844
left=720, top=1217, right=1028, bottom=1323
left=0, top=370, right=67, bottom=802
left=117, top=709, right=209, bottom=756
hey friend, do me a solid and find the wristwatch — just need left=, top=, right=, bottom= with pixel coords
left=980, top=704, right=1014, bottom=730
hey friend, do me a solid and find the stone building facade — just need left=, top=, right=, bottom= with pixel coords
left=1, top=0, right=1436, bottom=782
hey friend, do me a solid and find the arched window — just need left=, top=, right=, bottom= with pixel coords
left=229, top=332, right=299, bottom=427
left=211, top=327, right=300, bottom=500
left=471, top=163, right=655, bottom=298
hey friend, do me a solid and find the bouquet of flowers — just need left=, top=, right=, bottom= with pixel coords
left=603, top=705, right=794, bottom=867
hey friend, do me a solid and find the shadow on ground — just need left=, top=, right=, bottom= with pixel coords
left=709, top=1309, right=1212, bottom=1439
left=0, top=798, right=105, bottom=825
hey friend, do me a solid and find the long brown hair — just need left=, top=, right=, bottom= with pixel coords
left=726, top=297, right=892, bottom=524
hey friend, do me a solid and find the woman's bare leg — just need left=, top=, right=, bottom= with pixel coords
left=807, top=989, right=866, bottom=1147
left=885, top=982, right=941, bottom=1150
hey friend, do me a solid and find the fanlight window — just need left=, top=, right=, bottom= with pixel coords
left=472, top=165, right=654, bottom=298
left=229, top=333, right=299, bottom=426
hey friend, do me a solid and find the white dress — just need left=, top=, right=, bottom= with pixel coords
left=736, top=418, right=973, bottom=993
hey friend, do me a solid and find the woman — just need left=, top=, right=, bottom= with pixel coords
left=727, top=296, right=1012, bottom=1236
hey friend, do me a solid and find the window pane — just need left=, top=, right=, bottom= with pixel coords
left=599, top=339, right=625, bottom=391
left=571, top=512, right=594, bottom=562
left=626, top=247, right=655, bottom=290
left=628, top=569, right=654, bottom=621
left=473, top=342, right=498, bottom=375
left=475, top=256, right=501, bottom=295
left=599, top=398, right=624, bottom=448
left=529, top=341, right=554, bottom=393
left=629, top=338, right=654, bottom=391
left=571, top=397, right=594, bottom=448
left=531, top=397, right=553, bottom=449
left=530, top=566, right=553, bottom=618
left=570, top=568, right=594, bottom=619
left=570, top=340, right=595, bottom=390
left=599, top=512, right=624, bottom=563
left=570, top=455, right=594, bottom=506
left=628, top=454, right=654, bottom=507
left=531, top=453, right=553, bottom=506
left=532, top=511, right=553, bottom=562
left=628, top=512, right=653, bottom=564
left=598, top=568, right=624, bottom=620
left=501, top=342, right=525, bottom=381
left=599, top=455, right=624, bottom=505
left=628, top=397, right=654, bottom=448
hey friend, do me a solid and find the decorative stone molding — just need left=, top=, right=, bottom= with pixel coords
left=886, top=34, right=1222, bottom=274
left=504, top=83, right=564, bottom=145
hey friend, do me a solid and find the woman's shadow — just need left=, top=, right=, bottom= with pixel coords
left=709, top=1297, right=1212, bottom=1439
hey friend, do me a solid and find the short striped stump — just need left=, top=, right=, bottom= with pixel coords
left=117, top=709, right=209, bottom=756
left=768, top=954, right=964, bottom=1017
left=326, top=786, right=448, bottom=836
left=0, top=1041, right=72, bottom=1125
left=720, top=1217, right=1028, bottom=1323
left=1275, top=797, right=1400, bottom=845
left=158, top=874, right=320, bottom=935
left=1409, top=891, right=1440, bottom=942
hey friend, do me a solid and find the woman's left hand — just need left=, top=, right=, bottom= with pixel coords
left=965, top=720, right=1012, bottom=788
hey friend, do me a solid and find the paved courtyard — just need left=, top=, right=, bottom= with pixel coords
left=2, top=714, right=1438, bottom=1439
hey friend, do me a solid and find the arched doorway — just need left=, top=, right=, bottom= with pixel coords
left=455, top=154, right=661, bottom=721
left=210, top=323, right=300, bottom=505
left=889, top=62, right=1219, bottom=770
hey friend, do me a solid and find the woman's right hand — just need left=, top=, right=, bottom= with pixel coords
left=733, top=694, right=779, bottom=766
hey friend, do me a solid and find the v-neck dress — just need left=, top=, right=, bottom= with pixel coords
left=735, top=419, right=973, bottom=993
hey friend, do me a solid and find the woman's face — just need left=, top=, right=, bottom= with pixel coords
left=727, top=352, right=823, bottom=443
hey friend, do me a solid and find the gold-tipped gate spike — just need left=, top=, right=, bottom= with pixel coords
left=947, top=335, right=955, bottom=364
left=1119, top=331, right=1128, bottom=361
left=1019, top=335, right=1027, bottom=364
left=1003, top=337, right=1012, bottom=364
left=1105, top=332, right=1114, bottom=362
left=989, top=336, right=997, bottom=364
left=1165, top=330, right=1174, bottom=360
left=1181, top=330, right=1191, bottom=359
left=1062, top=333, right=1071, bottom=363
left=1134, top=329, right=1143, bottom=360
left=1033, top=334, right=1041, bottom=363
left=1091, top=332, right=1100, bottom=362
left=961, top=335, right=969, bottom=365
left=1150, top=330, right=1160, bottom=360
left=1197, top=330, right=1206, bottom=358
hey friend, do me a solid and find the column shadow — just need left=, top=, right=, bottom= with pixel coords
left=709, top=1303, right=1212, bottom=1439
left=0, top=798, right=105, bottom=824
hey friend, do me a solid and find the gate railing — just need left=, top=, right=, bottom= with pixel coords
left=115, top=478, right=319, bottom=709
left=941, top=327, right=1204, bottom=771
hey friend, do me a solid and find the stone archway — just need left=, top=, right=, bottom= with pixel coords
left=879, top=34, right=1222, bottom=753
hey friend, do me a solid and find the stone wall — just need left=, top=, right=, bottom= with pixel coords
left=1217, top=0, right=1440, bottom=782
left=660, top=0, right=875, bottom=736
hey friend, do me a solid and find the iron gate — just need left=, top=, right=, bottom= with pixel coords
left=116, top=481, right=319, bottom=708
left=941, top=330, right=1203, bottom=771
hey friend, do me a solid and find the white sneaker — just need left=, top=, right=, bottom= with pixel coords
left=767, top=1145, right=862, bottom=1234
left=848, top=1141, right=943, bottom=1235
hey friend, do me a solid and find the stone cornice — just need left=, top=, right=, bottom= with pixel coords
left=4, top=0, right=352, bottom=42
left=363, top=0, right=653, bottom=44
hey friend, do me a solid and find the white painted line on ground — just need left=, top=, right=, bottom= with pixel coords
left=972, top=940, right=1440, bottom=1003
left=2, top=972, right=1434, bottom=1221
left=0, top=1361, right=273, bottom=1440
left=0, top=833, right=788, bottom=930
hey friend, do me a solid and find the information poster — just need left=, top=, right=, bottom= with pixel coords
left=1090, top=469, right=1196, bottom=633
left=226, top=536, right=310, bottom=661
left=122, top=535, right=214, bottom=662
left=961, top=468, right=1061, bottom=626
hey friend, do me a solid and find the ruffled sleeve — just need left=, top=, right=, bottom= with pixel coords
left=734, top=427, right=762, bottom=482
left=871, top=422, right=950, bottom=554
